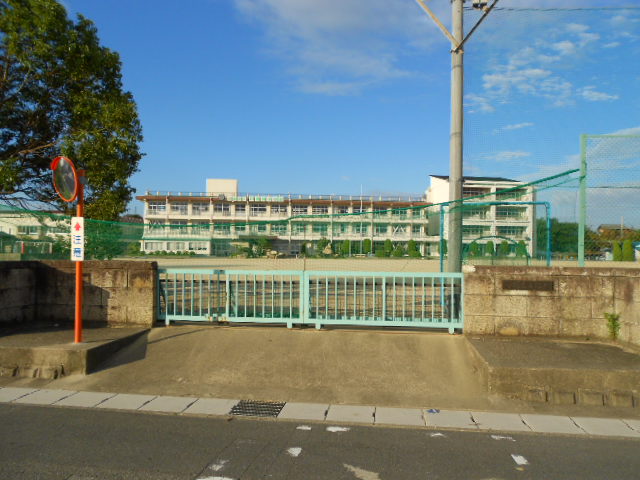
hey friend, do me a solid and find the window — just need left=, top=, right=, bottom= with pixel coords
left=18, top=226, right=38, bottom=235
left=412, top=225, right=422, bottom=234
left=272, top=205, right=288, bottom=215
left=257, top=224, right=267, bottom=233
left=352, top=207, right=367, bottom=214
left=496, top=188, right=526, bottom=201
left=188, top=242, right=208, bottom=251
left=272, top=223, right=288, bottom=234
left=462, top=225, right=490, bottom=236
left=292, top=205, right=308, bottom=215
left=191, top=222, right=210, bottom=234
left=250, top=204, right=267, bottom=216
left=497, top=226, right=526, bottom=238
left=496, top=207, right=526, bottom=220
left=213, top=203, right=230, bottom=215
left=463, top=187, right=489, bottom=198
left=312, top=205, right=328, bottom=215
left=166, top=242, right=185, bottom=250
left=192, top=203, right=209, bottom=214
left=169, top=220, right=188, bottom=235
left=374, top=224, right=388, bottom=235
left=147, top=201, right=166, bottom=214
left=391, top=208, right=407, bottom=218
left=293, top=223, right=306, bottom=234
left=145, top=241, right=163, bottom=251
left=235, top=204, right=246, bottom=214
left=235, top=224, right=246, bottom=233
left=46, top=225, right=67, bottom=234
left=170, top=202, right=188, bottom=215
left=332, top=223, right=348, bottom=235
left=353, top=224, right=368, bottom=234
left=214, top=224, right=231, bottom=234
left=312, top=223, right=328, bottom=235
left=335, top=206, right=349, bottom=215
left=463, top=207, right=489, bottom=219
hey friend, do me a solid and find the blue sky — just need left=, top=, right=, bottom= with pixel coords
left=64, top=0, right=640, bottom=223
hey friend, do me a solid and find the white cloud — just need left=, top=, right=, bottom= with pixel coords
left=486, top=151, right=532, bottom=162
left=552, top=41, right=576, bottom=56
left=233, top=0, right=446, bottom=95
left=464, top=93, right=494, bottom=114
left=579, top=86, right=619, bottom=102
left=603, top=42, right=621, bottom=48
left=493, top=122, right=534, bottom=134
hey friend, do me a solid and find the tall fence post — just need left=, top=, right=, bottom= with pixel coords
left=578, top=134, right=587, bottom=267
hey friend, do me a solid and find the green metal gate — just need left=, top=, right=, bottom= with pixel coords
left=158, top=269, right=463, bottom=332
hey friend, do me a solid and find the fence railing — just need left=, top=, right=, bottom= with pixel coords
left=158, top=269, right=463, bottom=332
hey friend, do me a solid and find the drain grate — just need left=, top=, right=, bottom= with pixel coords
left=230, top=400, right=286, bottom=418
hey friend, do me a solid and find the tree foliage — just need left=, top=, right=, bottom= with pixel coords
left=622, top=239, right=635, bottom=262
left=498, top=240, right=510, bottom=257
left=516, top=240, right=528, bottom=257
left=0, top=0, right=143, bottom=220
left=363, top=238, right=372, bottom=255
left=468, top=242, right=480, bottom=257
left=612, top=241, right=622, bottom=261
left=485, top=240, right=495, bottom=257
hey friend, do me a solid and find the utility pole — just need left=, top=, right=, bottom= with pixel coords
left=415, top=0, right=500, bottom=272
left=447, top=0, right=464, bottom=273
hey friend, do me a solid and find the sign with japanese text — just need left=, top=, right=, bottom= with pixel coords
left=71, top=217, right=84, bottom=261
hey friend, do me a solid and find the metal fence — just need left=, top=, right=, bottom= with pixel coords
left=158, top=268, right=463, bottom=332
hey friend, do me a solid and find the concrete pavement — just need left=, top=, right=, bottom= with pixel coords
left=2, top=386, right=640, bottom=439
left=1, top=324, right=639, bottom=440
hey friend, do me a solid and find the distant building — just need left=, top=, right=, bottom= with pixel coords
left=136, top=179, right=433, bottom=256
left=425, top=175, right=536, bottom=257
left=136, top=176, right=537, bottom=257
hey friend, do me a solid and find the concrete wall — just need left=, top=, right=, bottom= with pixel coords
left=464, top=266, right=640, bottom=347
left=0, top=261, right=157, bottom=328
left=0, top=262, right=37, bottom=323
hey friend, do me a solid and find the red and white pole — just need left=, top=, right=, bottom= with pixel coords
left=74, top=171, right=85, bottom=344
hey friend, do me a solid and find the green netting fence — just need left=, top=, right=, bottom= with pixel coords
left=1, top=168, right=587, bottom=269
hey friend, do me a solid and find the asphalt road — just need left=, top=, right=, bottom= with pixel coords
left=1, top=404, right=639, bottom=480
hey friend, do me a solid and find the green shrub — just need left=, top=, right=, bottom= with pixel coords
left=604, top=312, right=621, bottom=340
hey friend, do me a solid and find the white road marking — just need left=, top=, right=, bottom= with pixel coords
left=208, top=460, right=228, bottom=472
left=343, top=463, right=382, bottom=480
left=287, top=447, right=302, bottom=457
left=297, top=425, right=312, bottom=431
left=430, top=432, right=446, bottom=438
left=196, top=476, right=236, bottom=480
left=491, top=435, right=515, bottom=441
left=327, top=426, right=350, bottom=433
left=511, top=454, right=529, bottom=466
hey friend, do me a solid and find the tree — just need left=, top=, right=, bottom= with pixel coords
left=485, top=240, right=495, bottom=257
left=536, top=218, right=579, bottom=255
left=516, top=240, right=528, bottom=257
left=498, top=240, right=510, bottom=257
left=0, top=0, right=143, bottom=220
left=316, top=237, right=330, bottom=256
left=440, top=238, right=447, bottom=256
left=392, top=245, right=404, bottom=257
left=468, top=242, right=480, bottom=257
left=407, top=239, right=421, bottom=258
left=612, top=241, right=622, bottom=261
left=363, top=238, right=372, bottom=255
left=340, top=239, right=351, bottom=256
left=383, top=239, right=393, bottom=257
left=622, top=239, right=635, bottom=261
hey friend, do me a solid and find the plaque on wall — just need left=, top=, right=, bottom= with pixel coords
left=502, top=279, right=555, bottom=292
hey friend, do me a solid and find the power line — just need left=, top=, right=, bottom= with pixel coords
left=465, top=6, right=640, bottom=12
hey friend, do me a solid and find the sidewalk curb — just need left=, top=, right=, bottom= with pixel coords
left=2, top=386, right=640, bottom=440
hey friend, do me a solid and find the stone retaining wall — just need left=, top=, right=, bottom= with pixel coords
left=464, top=266, right=640, bottom=348
left=0, top=261, right=157, bottom=328
left=0, top=262, right=37, bottom=324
